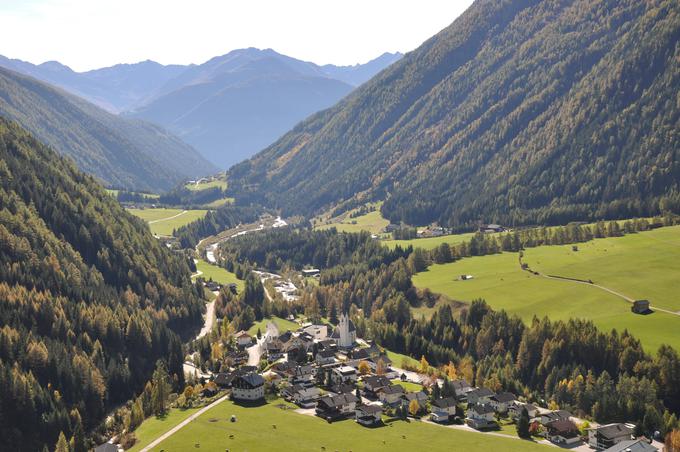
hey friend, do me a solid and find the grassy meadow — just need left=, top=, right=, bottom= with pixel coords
left=383, top=232, right=478, bottom=250
left=185, top=178, right=228, bottom=191
left=412, top=227, right=680, bottom=352
left=247, top=316, right=299, bottom=336
left=144, top=398, right=549, bottom=452
left=194, top=259, right=244, bottom=292
left=128, top=208, right=208, bottom=236
left=128, top=407, right=200, bottom=452
left=315, top=202, right=389, bottom=235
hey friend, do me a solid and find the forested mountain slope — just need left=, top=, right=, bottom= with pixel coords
left=0, top=67, right=216, bottom=192
left=0, top=118, right=204, bottom=451
left=228, top=0, right=680, bottom=229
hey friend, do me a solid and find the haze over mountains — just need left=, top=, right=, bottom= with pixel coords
left=228, top=0, right=680, bottom=229
left=0, top=49, right=402, bottom=169
left=0, top=67, right=216, bottom=192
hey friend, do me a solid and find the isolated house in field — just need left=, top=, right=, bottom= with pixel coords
left=488, top=392, right=517, bottom=413
left=479, top=223, right=505, bottom=233
left=545, top=419, right=580, bottom=445
left=355, top=404, right=383, bottom=426
left=231, top=373, right=265, bottom=401
left=467, top=387, right=494, bottom=405
left=631, top=299, right=651, bottom=314
left=301, top=268, right=320, bottom=278
left=588, top=423, right=635, bottom=450
left=430, top=397, right=457, bottom=423
left=316, top=393, right=359, bottom=421
left=466, top=404, right=496, bottom=429
left=601, top=439, right=658, bottom=452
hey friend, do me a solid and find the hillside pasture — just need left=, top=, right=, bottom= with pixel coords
left=412, top=227, right=680, bottom=353
left=128, top=208, right=208, bottom=236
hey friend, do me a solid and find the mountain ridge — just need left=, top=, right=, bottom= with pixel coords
left=226, top=0, right=680, bottom=229
left=0, top=66, right=216, bottom=191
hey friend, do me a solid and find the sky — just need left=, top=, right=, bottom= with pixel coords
left=0, top=0, right=474, bottom=72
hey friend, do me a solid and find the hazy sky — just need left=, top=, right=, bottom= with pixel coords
left=0, top=0, right=474, bottom=72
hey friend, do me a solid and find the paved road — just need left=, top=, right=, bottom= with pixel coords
left=148, top=210, right=188, bottom=224
left=139, top=394, right=230, bottom=452
left=195, top=297, right=217, bottom=340
left=421, top=419, right=556, bottom=447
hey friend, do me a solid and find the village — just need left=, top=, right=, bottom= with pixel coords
left=181, top=307, right=659, bottom=452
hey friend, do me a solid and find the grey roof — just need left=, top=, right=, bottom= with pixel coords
left=363, top=375, right=391, bottom=388
left=491, top=392, right=516, bottom=403
left=602, top=439, right=657, bottom=452
left=381, top=384, right=405, bottom=395
left=451, top=379, right=471, bottom=390
left=468, top=404, right=495, bottom=415
left=235, top=372, right=264, bottom=388
left=432, top=397, right=457, bottom=409
left=316, top=349, right=336, bottom=358
left=94, top=444, right=118, bottom=452
left=469, top=387, right=494, bottom=398
left=357, top=404, right=382, bottom=414
left=403, top=391, right=428, bottom=401
left=320, top=393, right=358, bottom=408
left=595, top=423, right=634, bottom=440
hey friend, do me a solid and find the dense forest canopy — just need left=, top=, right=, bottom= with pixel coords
left=0, top=118, right=203, bottom=451
left=227, top=0, right=680, bottom=229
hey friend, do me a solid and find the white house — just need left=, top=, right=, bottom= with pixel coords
left=588, top=423, right=635, bottom=450
left=234, top=330, right=253, bottom=347
left=430, top=397, right=457, bottom=423
left=509, top=401, right=539, bottom=420
left=467, top=387, right=494, bottom=405
left=378, top=384, right=405, bottom=406
left=331, top=366, right=358, bottom=385
left=466, top=404, right=496, bottom=429
left=231, top=373, right=265, bottom=401
left=356, top=404, right=382, bottom=426
left=546, top=419, right=580, bottom=445
left=488, top=392, right=517, bottom=413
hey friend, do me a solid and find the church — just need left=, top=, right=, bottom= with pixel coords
left=331, top=312, right=356, bottom=348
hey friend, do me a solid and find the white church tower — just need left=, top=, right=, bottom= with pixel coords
left=332, top=311, right=356, bottom=348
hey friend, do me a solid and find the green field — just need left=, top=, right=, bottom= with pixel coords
left=145, top=398, right=548, bottom=452
left=247, top=316, right=299, bottom=336
left=315, top=203, right=389, bottom=235
left=412, top=228, right=680, bottom=353
left=523, top=226, right=680, bottom=312
left=128, top=407, right=200, bottom=451
left=128, top=208, right=208, bottom=236
left=384, top=232, right=478, bottom=250
left=194, top=259, right=244, bottom=292
left=185, top=178, right=228, bottom=191
left=392, top=379, right=424, bottom=392
left=203, top=197, right=234, bottom=208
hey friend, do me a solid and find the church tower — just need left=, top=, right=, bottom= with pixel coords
left=333, top=311, right=356, bottom=348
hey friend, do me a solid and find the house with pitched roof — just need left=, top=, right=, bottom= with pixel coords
left=588, top=423, right=635, bottom=450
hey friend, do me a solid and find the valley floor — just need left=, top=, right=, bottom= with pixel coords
left=412, top=226, right=680, bottom=352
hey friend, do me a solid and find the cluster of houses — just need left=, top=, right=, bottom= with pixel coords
left=203, top=312, right=658, bottom=451
left=462, top=386, right=658, bottom=451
